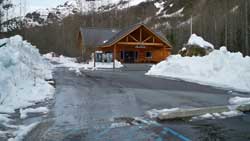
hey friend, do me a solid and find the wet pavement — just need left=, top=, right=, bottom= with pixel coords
left=25, top=66, right=250, bottom=141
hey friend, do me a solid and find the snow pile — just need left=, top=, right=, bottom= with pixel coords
left=110, top=122, right=130, bottom=129
left=147, top=47, right=250, bottom=92
left=43, top=53, right=77, bottom=66
left=146, top=108, right=180, bottom=118
left=187, top=34, right=214, bottom=49
left=8, top=122, right=39, bottom=141
left=0, top=35, right=54, bottom=113
left=229, top=97, right=250, bottom=105
left=0, top=35, right=54, bottom=140
left=0, top=114, right=12, bottom=123
left=192, top=111, right=243, bottom=121
left=43, top=52, right=123, bottom=71
left=20, top=107, right=49, bottom=119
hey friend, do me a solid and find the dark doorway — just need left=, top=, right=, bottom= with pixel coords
left=124, top=51, right=137, bottom=63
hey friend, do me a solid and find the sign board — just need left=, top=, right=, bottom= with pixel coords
left=135, top=45, right=146, bottom=49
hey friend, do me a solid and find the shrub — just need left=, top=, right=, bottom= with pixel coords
left=178, top=44, right=213, bottom=57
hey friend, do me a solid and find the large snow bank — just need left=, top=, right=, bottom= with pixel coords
left=147, top=47, right=250, bottom=92
left=0, top=35, right=54, bottom=113
left=188, top=34, right=214, bottom=49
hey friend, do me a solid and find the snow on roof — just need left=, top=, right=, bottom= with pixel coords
left=188, top=34, right=214, bottom=49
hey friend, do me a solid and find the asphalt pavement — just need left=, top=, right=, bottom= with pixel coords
left=25, top=65, right=250, bottom=141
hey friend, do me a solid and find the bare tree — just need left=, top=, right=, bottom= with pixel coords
left=0, top=0, right=4, bottom=31
left=0, top=0, right=13, bottom=32
left=245, top=0, right=249, bottom=55
left=77, top=0, right=83, bottom=14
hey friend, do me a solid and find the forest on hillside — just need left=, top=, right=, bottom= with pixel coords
left=0, top=0, right=250, bottom=57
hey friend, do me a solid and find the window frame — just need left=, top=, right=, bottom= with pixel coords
left=145, top=51, right=152, bottom=58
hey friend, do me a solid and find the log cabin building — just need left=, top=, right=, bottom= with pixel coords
left=78, top=23, right=172, bottom=64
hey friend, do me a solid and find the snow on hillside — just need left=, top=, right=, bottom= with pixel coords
left=0, top=35, right=54, bottom=113
left=154, top=0, right=184, bottom=18
left=164, top=7, right=184, bottom=18
left=24, top=0, right=80, bottom=26
left=188, top=34, right=214, bottom=49
left=23, top=0, right=150, bottom=26
left=146, top=47, right=250, bottom=92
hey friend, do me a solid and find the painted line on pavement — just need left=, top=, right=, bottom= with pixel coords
left=163, top=127, right=191, bottom=141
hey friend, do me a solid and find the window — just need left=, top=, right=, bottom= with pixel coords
left=135, top=52, right=138, bottom=60
left=120, top=51, right=124, bottom=59
left=146, top=52, right=152, bottom=58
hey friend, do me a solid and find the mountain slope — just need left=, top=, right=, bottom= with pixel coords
left=23, top=0, right=152, bottom=27
left=4, top=0, right=249, bottom=57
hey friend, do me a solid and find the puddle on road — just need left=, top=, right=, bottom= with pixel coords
left=34, top=116, right=190, bottom=141
left=27, top=113, right=250, bottom=141
left=191, top=123, right=250, bottom=141
left=83, top=117, right=190, bottom=141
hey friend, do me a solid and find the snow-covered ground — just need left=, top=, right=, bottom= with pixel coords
left=0, top=35, right=55, bottom=140
left=147, top=36, right=250, bottom=93
left=43, top=52, right=123, bottom=74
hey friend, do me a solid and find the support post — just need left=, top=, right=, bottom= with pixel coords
left=245, top=1, right=249, bottom=55
left=140, top=28, right=142, bottom=42
left=94, top=50, right=96, bottom=68
left=190, top=15, right=193, bottom=36
left=113, top=45, right=116, bottom=69
left=123, top=48, right=125, bottom=63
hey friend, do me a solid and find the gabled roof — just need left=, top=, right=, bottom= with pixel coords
left=101, top=23, right=141, bottom=47
left=79, top=23, right=172, bottom=49
left=80, top=27, right=120, bottom=48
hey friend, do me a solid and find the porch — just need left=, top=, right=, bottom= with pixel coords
left=95, top=44, right=170, bottom=64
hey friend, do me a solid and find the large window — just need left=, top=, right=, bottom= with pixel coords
left=146, top=52, right=152, bottom=58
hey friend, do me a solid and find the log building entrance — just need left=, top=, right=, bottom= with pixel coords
left=123, top=51, right=137, bottom=63
left=78, top=23, right=173, bottom=66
